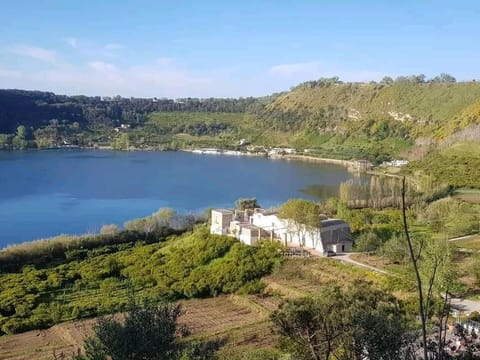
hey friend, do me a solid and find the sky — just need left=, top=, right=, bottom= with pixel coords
left=0, top=0, right=479, bottom=98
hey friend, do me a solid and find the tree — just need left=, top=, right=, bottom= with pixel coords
left=380, top=76, right=394, bottom=84
left=346, top=284, right=414, bottom=360
left=100, top=224, right=120, bottom=235
left=271, top=282, right=413, bottom=360
left=278, top=199, right=322, bottom=247
left=84, top=300, right=224, bottom=360
left=0, top=134, right=11, bottom=149
left=12, top=125, right=28, bottom=149
left=271, top=288, right=346, bottom=360
left=431, top=73, right=456, bottom=83
left=153, top=208, right=176, bottom=227
left=409, top=74, right=426, bottom=83
left=401, top=177, right=457, bottom=359
left=235, top=198, right=260, bottom=211
left=112, top=133, right=130, bottom=150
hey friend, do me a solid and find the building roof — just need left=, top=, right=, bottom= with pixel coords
left=253, top=208, right=279, bottom=216
left=241, top=224, right=261, bottom=231
left=212, top=208, right=233, bottom=215
left=321, top=219, right=348, bottom=227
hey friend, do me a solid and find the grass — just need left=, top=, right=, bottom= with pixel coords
left=265, top=257, right=385, bottom=294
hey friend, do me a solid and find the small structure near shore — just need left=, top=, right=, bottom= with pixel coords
left=210, top=208, right=353, bottom=254
left=350, top=160, right=374, bottom=172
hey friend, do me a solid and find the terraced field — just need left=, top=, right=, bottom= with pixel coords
left=0, top=257, right=380, bottom=359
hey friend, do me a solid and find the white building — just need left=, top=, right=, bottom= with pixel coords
left=210, top=208, right=352, bottom=254
left=250, top=211, right=352, bottom=253
left=210, top=209, right=234, bottom=235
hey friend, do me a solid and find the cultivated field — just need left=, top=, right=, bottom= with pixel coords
left=0, top=258, right=378, bottom=359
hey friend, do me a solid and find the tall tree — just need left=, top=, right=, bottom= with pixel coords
left=12, top=125, right=28, bottom=149
left=401, top=177, right=456, bottom=359
left=278, top=199, right=322, bottom=248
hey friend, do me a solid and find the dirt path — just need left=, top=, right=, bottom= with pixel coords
left=448, top=234, right=478, bottom=242
left=332, top=253, right=389, bottom=274
left=331, top=251, right=480, bottom=314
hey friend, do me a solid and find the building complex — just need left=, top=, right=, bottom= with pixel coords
left=210, top=208, right=352, bottom=254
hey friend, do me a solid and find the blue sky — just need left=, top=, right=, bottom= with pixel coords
left=0, top=0, right=479, bottom=97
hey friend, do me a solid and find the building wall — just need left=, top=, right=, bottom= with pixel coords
left=239, top=228, right=259, bottom=246
left=211, top=209, right=352, bottom=254
left=210, top=210, right=233, bottom=235
left=251, top=212, right=352, bottom=253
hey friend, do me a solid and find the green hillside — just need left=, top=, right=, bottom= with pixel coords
left=2, top=79, right=480, bottom=187
left=407, top=142, right=480, bottom=188
left=246, top=79, right=480, bottom=187
left=256, top=81, right=480, bottom=137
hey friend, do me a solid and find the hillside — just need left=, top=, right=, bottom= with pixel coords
left=1, top=79, right=480, bottom=186
left=264, top=81, right=480, bottom=138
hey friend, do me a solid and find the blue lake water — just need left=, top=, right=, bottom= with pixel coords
left=0, top=150, right=359, bottom=247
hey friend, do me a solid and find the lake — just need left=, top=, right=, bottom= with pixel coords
left=0, top=150, right=359, bottom=247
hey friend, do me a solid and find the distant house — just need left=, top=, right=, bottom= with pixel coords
left=352, top=160, right=373, bottom=172
left=268, top=147, right=297, bottom=156
left=210, top=208, right=352, bottom=254
left=381, top=159, right=409, bottom=167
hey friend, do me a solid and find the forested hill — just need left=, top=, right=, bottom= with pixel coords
left=2, top=77, right=480, bottom=140
left=0, top=89, right=258, bottom=133
left=1, top=77, right=480, bottom=178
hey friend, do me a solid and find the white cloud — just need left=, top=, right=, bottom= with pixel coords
left=64, top=37, right=78, bottom=48
left=0, top=55, right=219, bottom=97
left=0, top=43, right=388, bottom=97
left=104, top=43, right=124, bottom=51
left=8, top=45, right=59, bottom=65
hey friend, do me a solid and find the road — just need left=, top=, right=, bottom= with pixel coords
left=331, top=251, right=480, bottom=314
left=449, top=297, right=480, bottom=313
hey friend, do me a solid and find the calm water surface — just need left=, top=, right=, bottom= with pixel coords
left=0, top=150, right=359, bottom=246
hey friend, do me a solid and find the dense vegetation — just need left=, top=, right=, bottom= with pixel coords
left=0, top=226, right=283, bottom=334
left=271, top=281, right=413, bottom=359
left=407, top=141, right=480, bottom=188
left=0, top=90, right=257, bottom=134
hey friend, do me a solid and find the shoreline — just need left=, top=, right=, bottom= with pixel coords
left=181, top=148, right=359, bottom=169
left=3, top=145, right=361, bottom=169
left=280, top=154, right=356, bottom=168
